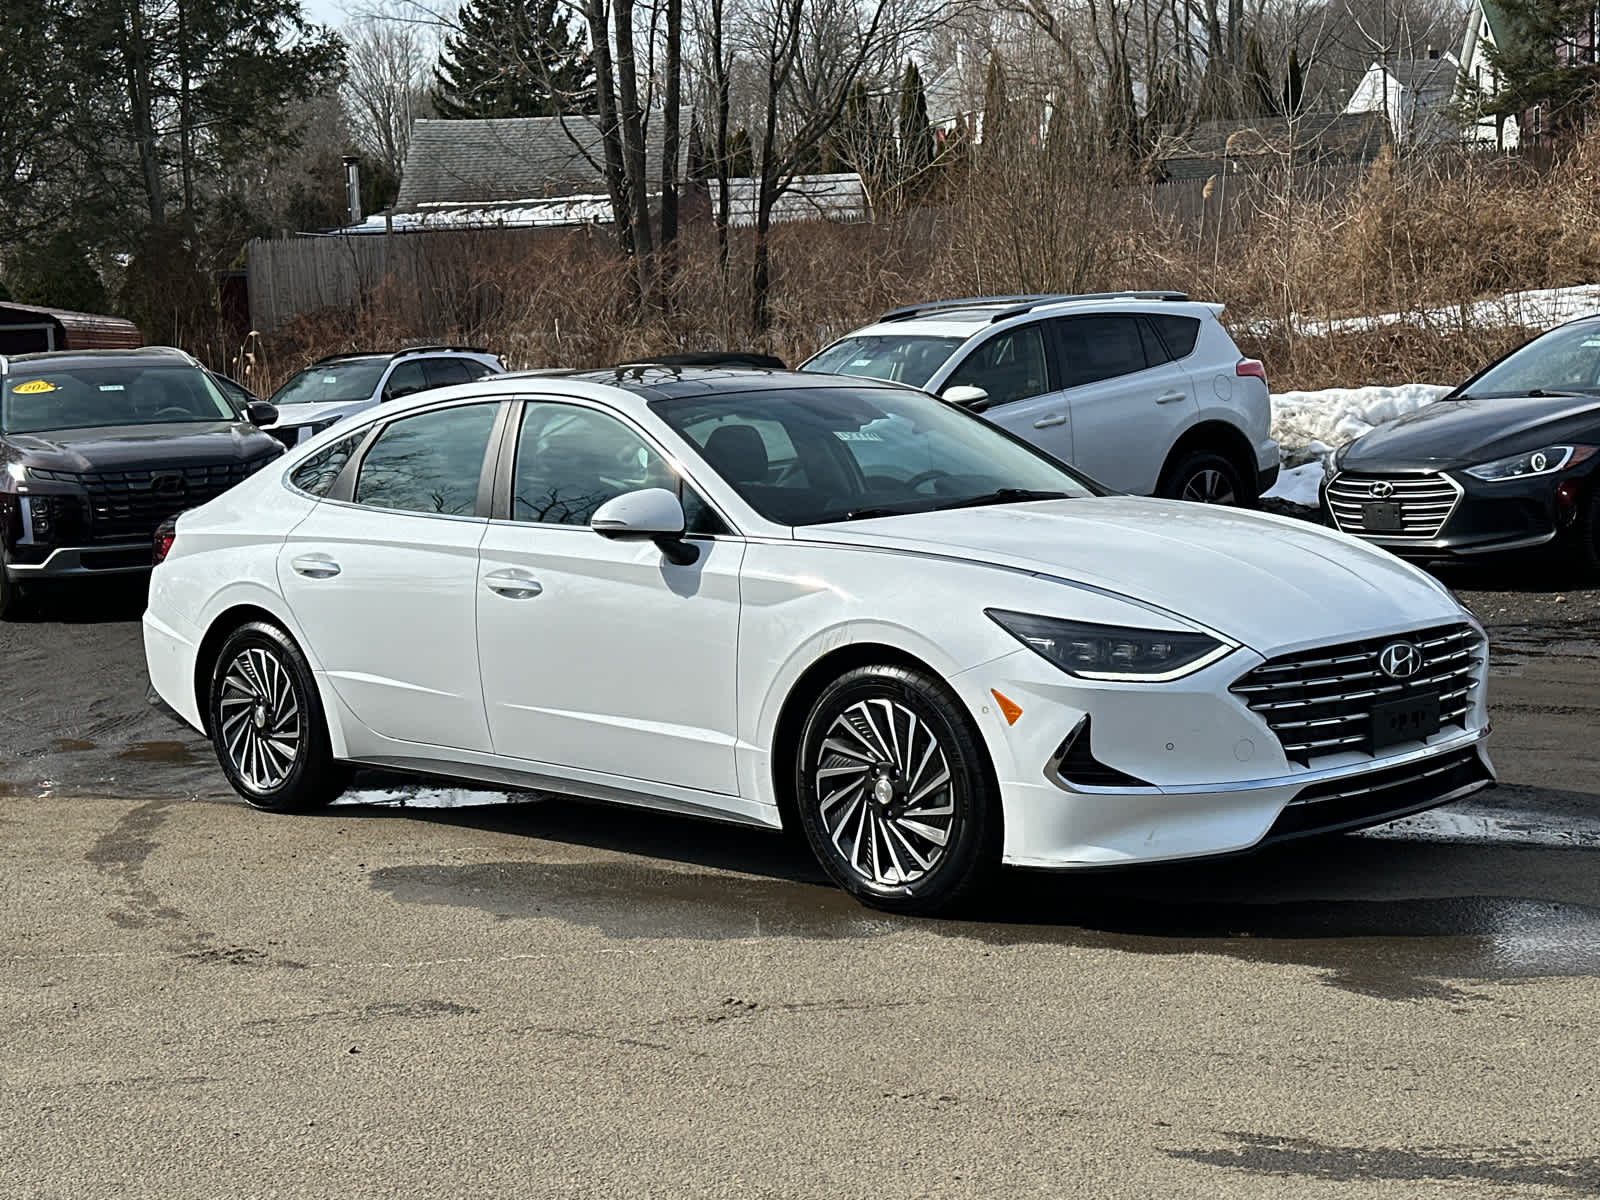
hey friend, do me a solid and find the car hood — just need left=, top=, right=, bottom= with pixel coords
left=266, top=399, right=367, bottom=429
left=1341, top=394, right=1600, bottom=472
left=6, top=421, right=282, bottom=473
left=800, top=497, right=1461, bottom=653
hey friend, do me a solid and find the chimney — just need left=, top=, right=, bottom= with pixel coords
left=1427, top=44, right=1440, bottom=59
left=343, top=155, right=363, bottom=226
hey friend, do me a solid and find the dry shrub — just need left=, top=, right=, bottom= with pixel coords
left=247, top=132, right=1600, bottom=396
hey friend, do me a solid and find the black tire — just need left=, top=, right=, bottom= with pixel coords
left=1565, top=487, right=1600, bottom=582
left=0, top=554, right=31, bottom=622
left=1159, top=449, right=1249, bottom=506
left=794, top=664, right=1001, bottom=916
left=207, top=621, right=349, bottom=812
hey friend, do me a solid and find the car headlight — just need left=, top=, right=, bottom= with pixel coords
left=1463, top=444, right=1597, bottom=481
left=986, top=609, right=1235, bottom=681
left=1332, top=440, right=1353, bottom=470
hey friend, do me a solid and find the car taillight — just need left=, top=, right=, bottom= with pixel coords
left=153, top=515, right=179, bottom=566
left=1236, top=358, right=1267, bottom=384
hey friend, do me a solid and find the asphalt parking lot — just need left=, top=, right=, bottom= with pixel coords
left=4, top=567, right=1600, bottom=1198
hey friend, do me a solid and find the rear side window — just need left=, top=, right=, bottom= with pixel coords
left=458, top=359, right=495, bottom=381
left=1147, top=315, right=1201, bottom=360
left=1053, top=316, right=1148, bottom=388
left=353, top=402, right=499, bottom=516
left=289, top=430, right=365, bottom=497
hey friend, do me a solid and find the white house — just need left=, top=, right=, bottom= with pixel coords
left=1457, top=0, right=1521, bottom=147
left=1343, top=51, right=1462, bottom=145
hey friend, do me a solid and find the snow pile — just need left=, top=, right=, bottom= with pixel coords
left=1270, top=382, right=1452, bottom=467
left=1262, top=462, right=1326, bottom=507
left=1296, top=283, right=1600, bottom=337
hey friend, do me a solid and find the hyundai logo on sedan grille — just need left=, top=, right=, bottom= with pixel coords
left=1378, top=642, right=1424, bottom=679
left=1369, top=480, right=1395, bottom=499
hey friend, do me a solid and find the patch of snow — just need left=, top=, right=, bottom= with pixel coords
left=1261, top=462, right=1325, bottom=507
left=1363, top=802, right=1600, bottom=849
left=1271, top=383, right=1452, bottom=467
left=1294, top=283, right=1600, bottom=337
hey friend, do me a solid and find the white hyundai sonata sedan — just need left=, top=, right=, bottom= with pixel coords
left=143, top=366, right=1494, bottom=913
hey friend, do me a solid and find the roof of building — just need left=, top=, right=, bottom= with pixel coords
left=0, top=302, right=142, bottom=351
left=1153, top=111, right=1390, bottom=179
left=1375, top=54, right=1460, bottom=92
left=393, top=115, right=691, bottom=210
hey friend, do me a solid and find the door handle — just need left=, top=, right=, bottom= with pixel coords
left=1032, top=413, right=1066, bottom=428
left=1156, top=392, right=1188, bottom=404
left=484, top=568, right=543, bottom=599
left=291, top=555, right=341, bottom=579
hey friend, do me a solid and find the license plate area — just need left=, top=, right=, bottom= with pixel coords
left=1371, top=692, right=1440, bottom=751
left=1362, top=501, right=1404, bottom=532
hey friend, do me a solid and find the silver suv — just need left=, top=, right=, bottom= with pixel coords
left=266, top=345, right=505, bottom=446
left=801, top=293, right=1278, bottom=504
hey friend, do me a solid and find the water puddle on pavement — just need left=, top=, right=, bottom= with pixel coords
left=117, top=741, right=204, bottom=766
left=368, top=801, right=1600, bottom=1001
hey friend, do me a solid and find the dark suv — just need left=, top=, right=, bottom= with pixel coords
left=1, top=347, right=284, bottom=616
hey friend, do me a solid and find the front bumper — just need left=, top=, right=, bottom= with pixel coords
left=1323, top=466, right=1584, bottom=558
left=4, top=543, right=152, bottom=579
left=952, top=636, right=1491, bottom=869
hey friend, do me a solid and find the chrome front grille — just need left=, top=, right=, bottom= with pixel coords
left=1326, top=472, right=1462, bottom=540
left=1231, top=623, right=1483, bottom=765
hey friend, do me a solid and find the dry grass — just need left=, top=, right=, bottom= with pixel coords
left=238, top=136, right=1600, bottom=396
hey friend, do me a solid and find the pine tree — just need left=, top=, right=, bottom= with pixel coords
left=898, top=61, right=933, bottom=178
left=1282, top=47, right=1305, bottom=116
left=1243, top=30, right=1277, bottom=117
left=981, top=56, right=1011, bottom=149
left=434, top=0, right=595, bottom=119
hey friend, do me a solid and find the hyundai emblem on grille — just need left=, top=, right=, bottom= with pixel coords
left=1378, top=642, right=1424, bottom=679
left=151, top=472, right=185, bottom=495
left=1369, top=480, right=1395, bottom=499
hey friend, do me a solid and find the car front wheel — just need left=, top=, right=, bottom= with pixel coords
left=795, top=664, right=1000, bottom=915
left=207, top=621, right=349, bottom=812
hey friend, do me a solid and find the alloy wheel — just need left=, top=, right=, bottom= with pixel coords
left=812, top=697, right=957, bottom=887
left=1181, top=468, right=1237, bottom=504
left=217, top=645, right=302, bottom=792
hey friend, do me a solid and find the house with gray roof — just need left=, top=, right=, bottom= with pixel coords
left=1343, top=52, right=1464, bottom=145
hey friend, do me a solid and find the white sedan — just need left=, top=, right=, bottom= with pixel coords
left=143, top=367, right=1494, bottom=914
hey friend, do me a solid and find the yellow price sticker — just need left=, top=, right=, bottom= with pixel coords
left=12, top=379, right=56, bottom=394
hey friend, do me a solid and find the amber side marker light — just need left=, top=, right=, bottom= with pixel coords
left=991, top=689, right=1023, bottom=725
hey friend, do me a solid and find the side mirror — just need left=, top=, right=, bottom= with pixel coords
left=940, top=384, right=990, bottom=411
left=245, top=400, right=279, bottom=427
left=591, top=488, right=699, bottom=565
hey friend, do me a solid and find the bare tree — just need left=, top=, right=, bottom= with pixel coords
left=344, top=6, right=435, bottom=177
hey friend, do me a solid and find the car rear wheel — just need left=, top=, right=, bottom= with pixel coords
left=795, top=664, right=1000, bottom=915
left=207, top=621, right=349, bottom=812
left=1160, top=450, right=1247, bottom=506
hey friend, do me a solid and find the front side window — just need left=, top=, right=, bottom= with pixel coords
left=352, top=402, right=498, bottom=516
left=383, top=361, right=429, bottom=401
left=269, top=359, right=387, bottom=407
left=2, top=364, right=236, bottom=435
left=657, top=384, right=1094, bottom=527
left=512, top=401, right=720, bottom=531
left=289, top=430, right=366, bottom=497
left=802, top=335, right=964, bottom=389
left=1054, top=316, right=1150, bottom=388
left=944, top=325, right=1051, bottom=406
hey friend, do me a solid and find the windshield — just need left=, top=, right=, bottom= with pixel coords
left=802, top=335, right=964, bottom=389
left=2, top=364, right=236, bottom=435
left=653, top=383, right=1095, bottom=527
left=270, top=359, right=387, bottom=407
left=1459, top=322, right=1600, bottom=398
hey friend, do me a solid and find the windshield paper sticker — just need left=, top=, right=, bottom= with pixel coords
left=12, top=380, right=56, bottom=394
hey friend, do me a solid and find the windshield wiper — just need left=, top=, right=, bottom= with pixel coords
left=841, top=505, right=914, bottom=521
left=933, top=488, right=1072, bottom=511
left=1526, top=388, right=1600, bottom=398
